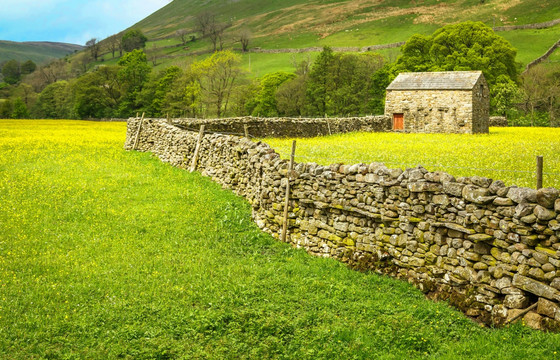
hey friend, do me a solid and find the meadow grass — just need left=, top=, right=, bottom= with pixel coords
left=1, top=120, right=560, bottom=359
left=264, top=127, right=560, bottom=190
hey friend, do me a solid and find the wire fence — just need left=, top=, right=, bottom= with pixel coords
left=168, top=123, right=560, bottom=187
left=293, top=154, right=560, bottom=177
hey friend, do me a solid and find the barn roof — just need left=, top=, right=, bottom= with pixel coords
left=386, top=71, right=484, bottom=91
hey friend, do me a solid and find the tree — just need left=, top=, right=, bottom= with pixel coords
left=11, top=97, right=30, bottom=119
left=490, top=75, right=522, bottom=117
left=163, top=69, right=202, bottom=118
left=208, top=21, right=227, bottom=52
left=0, top=99, right=13, bottom=118
left=249, top=72, right=295, bottom=116
left=369, top=64, right=393, bottom=115
left=117, top=50, right=151, bottom=116
left=190, top=50, right=242, bottom=117
left=306, top=46, right=336, bottom=115
left=71, top=66, right=125, bottom=119
left=195, top=11, right=227, bottom=51
left=519, top=64, right=560, bottom=126
left=13, top=83, right=36, bottom=108
left=107, top=35, right=120, bottom=58
left=276, top=75, right=308, bottom=116
left=137, top=66, right=182, bottom=116
left=239, top=28, right=251, bottom=52
left=33, top=59, right=70, bottom=90
left=394, top=21, right=519, bottom=87
left=121, top=29, right=148, bottom=52
left=2, top=60, right=21, bottom=84
left=86, top=38, right=101, bottom=61
left=196, top=11, right=215, bottom=37
left=36, top=81, right=72, bottom=118
left=176, top=29, right=189, bottom=46
left=330, top=52, right=384, bottom=115
left=21, top=60, right=37, bottom=75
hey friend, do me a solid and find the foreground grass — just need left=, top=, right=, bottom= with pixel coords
left=1, top=120, right=560, bottom=359
left=265, top=127, right=560, bottom=189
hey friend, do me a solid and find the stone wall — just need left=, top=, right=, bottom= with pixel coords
left=248, top=42, right=405, bottom=54
left=490, top=116, right=509, bottom=127
left=493, top=18, right=560, bottom=32
left=126, top=118, right=560, bottom=331
left=169, top=115, right=392, bottom=138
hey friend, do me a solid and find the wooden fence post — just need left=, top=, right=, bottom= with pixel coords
left=281, top=140, right=297, bottom=243
left=190, top=125, right=205, bottom=172
left=536, top=155, right=543, bottom=190
left=244, top=124, right=249, bottom=138
left=132, top=112, right=145, bottom=150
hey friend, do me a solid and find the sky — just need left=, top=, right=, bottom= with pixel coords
left=0, top=0, right=171, bottom=45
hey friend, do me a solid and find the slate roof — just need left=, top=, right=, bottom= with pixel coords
left=386, top=71, right=484, bottom=91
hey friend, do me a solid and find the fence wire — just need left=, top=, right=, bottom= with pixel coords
left=168, top=124, right=560, bottom=180
left=292, top=154, right=560, bottom=177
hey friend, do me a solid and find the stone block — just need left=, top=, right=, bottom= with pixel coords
left=536, top=188, right=559, bottom=209
left=443, top=181, right=465, bottom=197
left=504, top=294, right=530, bottom=309
left=534, top=205, right=556, bottom=221
left=494, top=197, right=514, bottom=206
left=513, top=274, right=560, bottom=301
left=537, top=298, right=560, bottom=319
left=507, top=187, right=538, bottom=204
left=462, top=184, right=496, bottom=205
left=467, top=233, right=493, bottom=242
left=523, top=312, right=544, bottom=330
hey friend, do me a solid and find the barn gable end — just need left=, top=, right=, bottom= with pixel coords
left=385, top=71, right=489, bottom=134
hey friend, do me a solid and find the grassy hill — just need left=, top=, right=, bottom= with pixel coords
left=0, top=41, right=83, bottom=64
left=72, top=0, right=560, bottom=78
left=134, top=0, right=560, bottom=45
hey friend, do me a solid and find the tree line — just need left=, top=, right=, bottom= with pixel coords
left=1, top=21, right=559, bottom=125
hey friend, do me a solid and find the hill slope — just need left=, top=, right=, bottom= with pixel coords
left=132, top=0, right=560, bottom=48
left=0, top=41, right=83, bottom=64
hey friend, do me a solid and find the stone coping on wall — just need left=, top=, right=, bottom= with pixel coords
left=125, top=117, right=560, bottom=331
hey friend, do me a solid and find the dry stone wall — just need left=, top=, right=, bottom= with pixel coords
left=126, top=118, right=560, bottom=331
left=170, top=115, right=391, bottom=138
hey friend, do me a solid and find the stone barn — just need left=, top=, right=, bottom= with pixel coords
left=385, top=71, right=489, bottom=134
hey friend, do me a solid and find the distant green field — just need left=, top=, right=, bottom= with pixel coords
left=0, top=41, right=82, bottom=64
left=2, top=120, right=560, bottom=358
left=264, top=127, right=560, bottom=189
left=499, top=24, right=560, bottom=66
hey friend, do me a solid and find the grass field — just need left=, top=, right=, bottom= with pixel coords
left=2, top=120, right=560, bottom=359
left=265, top=127, right=560, bottom=189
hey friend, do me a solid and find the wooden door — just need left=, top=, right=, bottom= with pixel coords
left=393, top=113, right=404, bottom=130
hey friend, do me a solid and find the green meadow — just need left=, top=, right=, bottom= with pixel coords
left=1, top=120, right=560, bottom=359
left=265, top=127, right=560, bottom=189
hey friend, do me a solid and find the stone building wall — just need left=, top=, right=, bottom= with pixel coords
left=471, top=76, right=491, bottom=134
left=125, top=118, right=560, bottom=331
left=385, top=90, right=477, bottom=134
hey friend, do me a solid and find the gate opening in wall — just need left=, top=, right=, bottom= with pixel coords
left=393, top=113, right=404, bottom=130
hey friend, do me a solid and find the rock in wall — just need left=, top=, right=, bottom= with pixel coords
left=126, top=118, right=560, bottom=331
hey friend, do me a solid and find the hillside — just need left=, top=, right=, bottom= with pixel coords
left=134, top=0, right=560, bottom=44
left=88, top=0, right=559, bottom=75
left=0, top=41, right=83, bottom=64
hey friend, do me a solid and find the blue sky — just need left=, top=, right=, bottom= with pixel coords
left=0, top=0, right=171, bottom=45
